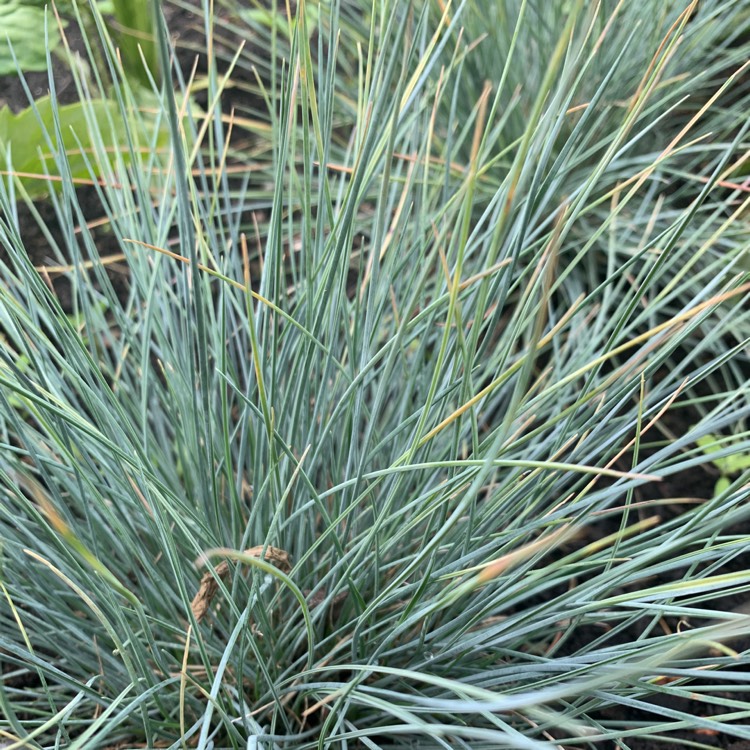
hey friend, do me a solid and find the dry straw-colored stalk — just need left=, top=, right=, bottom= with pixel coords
left=190, top=546, right=292, bottom=622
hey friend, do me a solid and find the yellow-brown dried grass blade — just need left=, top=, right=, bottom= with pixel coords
left=398, top=0, right=453, bottom=116
left=590, top=56, right=750, bottom=218
left=564, top=515, right=661, bottom=565
left=415, top=211, right=571, bottom=453
left=475, top=523, right=577, bottom=585
left=35, top=253, right=127, bottom=275
left=557, top=279, right=750, bottom=392
left=186, top=42, right=246, bottom=166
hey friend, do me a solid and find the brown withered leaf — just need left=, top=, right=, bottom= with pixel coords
left=190, top=545, right=292, bottom=623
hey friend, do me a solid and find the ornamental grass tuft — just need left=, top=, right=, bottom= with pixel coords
left=1, top=1, right=750, bottom=748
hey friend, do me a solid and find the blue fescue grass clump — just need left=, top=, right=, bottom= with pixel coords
left=1, top=1, right=750, bottom=748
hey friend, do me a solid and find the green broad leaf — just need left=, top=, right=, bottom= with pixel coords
left=695, top=434, right=722, bottom=456
left=0, top=93, right=171, bottom=198
left=110, top=0, right=158, bottom=86
left=0, top=1, right=65, bottom=76
left=695, top=433, right=750, bottom=476
left=721, top=451, right=750, bottom=474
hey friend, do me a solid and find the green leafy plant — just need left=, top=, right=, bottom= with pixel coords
left=1, top=1, right=750, bottom=749
left=1, top=0, right=156, bottom=82
left=109, top=0, right=159, bottom=86
left=1, top=0, right=164, bottom=197
left=695, top=431, right=750, bottom=495
left=0, top=0, right=76, bottom=76
left=0, top=94, right=170, bottom=198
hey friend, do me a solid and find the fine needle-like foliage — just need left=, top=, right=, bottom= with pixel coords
left=1, top=1, right=750, bottom=748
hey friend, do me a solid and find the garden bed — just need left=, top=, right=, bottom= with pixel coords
left=2, top=2, right=750, bottom=749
